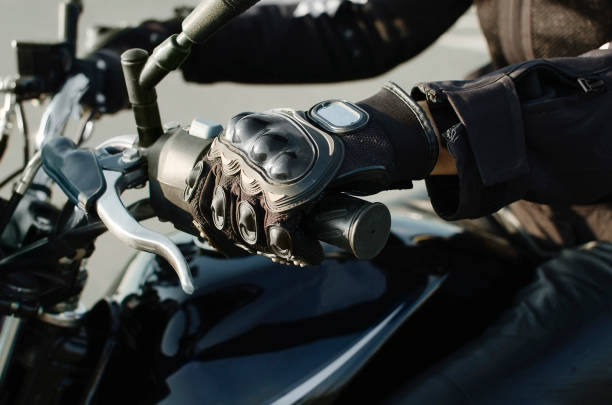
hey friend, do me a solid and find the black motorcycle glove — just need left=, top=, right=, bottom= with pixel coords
left=188, top=82, right=439, bottom=265
left=84, top=19, right=181, bottom=113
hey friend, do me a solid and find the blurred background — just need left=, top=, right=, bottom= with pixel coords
left=0, top=0, right=489, bottom=305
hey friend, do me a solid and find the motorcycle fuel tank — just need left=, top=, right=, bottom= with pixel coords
left=94, top=211, right=460, bottom=404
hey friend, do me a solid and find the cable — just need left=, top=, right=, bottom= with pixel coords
left=0, top=102, right=30, bottom=190
left=0, top=168, right=23, bottom=190
left=0, top=199, right=155, bottom=268
left=15, top=102, right=29, bottom=167
left=75, top=110, right=95, bottom=146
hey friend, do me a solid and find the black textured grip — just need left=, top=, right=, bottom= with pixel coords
left=307, top=194, right=391, bottom=260
left=181, top=0, right=261, bottom=44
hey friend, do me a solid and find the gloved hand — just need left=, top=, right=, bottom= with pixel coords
left=84, top=19, right=181, bottom=113
left=187, top=82, right=439, bottom=265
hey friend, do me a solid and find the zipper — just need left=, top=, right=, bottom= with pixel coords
left=577, top=77, right=606, bottom=94
left=415, top=84, right=446, bottom=104
left=514, top=62, right=607, bottom=96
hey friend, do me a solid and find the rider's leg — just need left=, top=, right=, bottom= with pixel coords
left=386, top=242, right=612, bottom=404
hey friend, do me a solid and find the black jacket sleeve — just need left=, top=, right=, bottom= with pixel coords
left=412, top=47, right=612, bottom=220
left=179, top=0, right=472, bottom=83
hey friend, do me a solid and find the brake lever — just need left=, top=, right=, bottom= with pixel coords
left=96, top=169, right=195, bottom=294
left=40, top=137, right=195, bottom=294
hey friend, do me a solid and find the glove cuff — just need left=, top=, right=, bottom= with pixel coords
left=358, top=82, right=439, bottom=182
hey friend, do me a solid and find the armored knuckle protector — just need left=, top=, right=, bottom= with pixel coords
left=208, top=109, right=345, bottom=212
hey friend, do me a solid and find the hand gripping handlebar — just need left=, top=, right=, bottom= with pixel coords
left=75, top=0, right=392, bottom=294
left=147, top=124, right=392, bottom=266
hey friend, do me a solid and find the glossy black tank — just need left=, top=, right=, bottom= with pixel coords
left=91, top=207, right=527, bottom=404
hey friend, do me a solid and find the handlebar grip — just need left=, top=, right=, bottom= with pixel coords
left=181, top=0, right=260, bottom=44
left=307, top=194, right=391, bottom=260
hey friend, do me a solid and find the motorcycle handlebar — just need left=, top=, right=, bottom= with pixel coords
left=180, top=0, right=260, bottom=45
left=308, top=194, right=391, bottom=260
left=147, top=128, right=391, bottom=261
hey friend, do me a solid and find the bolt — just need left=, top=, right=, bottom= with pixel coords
left=121, top=147, right=140, bottom=164
left=96, top=93, right=106, bottom=105
left=149, top=32, right=161, bottom=45
left=96, top=59, right=107, bottom=71
left=163, top=121, right=180, bottom=132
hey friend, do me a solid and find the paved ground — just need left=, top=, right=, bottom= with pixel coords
left=0, top=1, right=489, bottom=306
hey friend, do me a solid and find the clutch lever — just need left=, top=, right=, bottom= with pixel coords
left=40, top=137, right=195, bottom=294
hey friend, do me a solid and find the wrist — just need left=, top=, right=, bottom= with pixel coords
left=356, top=82, right=439, bottom=183
left=417, top=100, right=458, bottom=176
